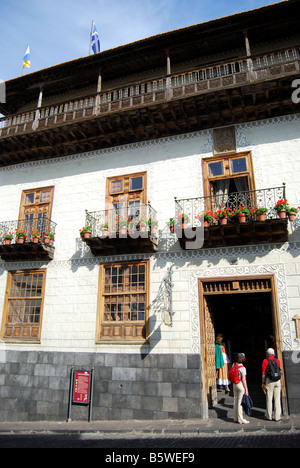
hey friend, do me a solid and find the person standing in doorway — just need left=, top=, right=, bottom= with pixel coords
left=215, top=334, right=230, bottom=393
left=262, top=348, right=282, bottom=421
left=232, top=353, right=249, bottom=424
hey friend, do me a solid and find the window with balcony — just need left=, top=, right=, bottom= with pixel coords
left=97, top=260, right=149, bottom=342
left=106, top=172, right=147, bottom=228
left=83, top=171, right=158, bottom=255
left=0, top=186, right=56, bottom=261
left=175, top=151, right=288, bottom=248
left=1, top=270, right=46, bottom=342
left=202, top=152, right=255, bottom=209
left=19, top=186, right=55, bottom=235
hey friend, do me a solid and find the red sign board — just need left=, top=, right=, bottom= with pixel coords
left=73, top=371, right=91, bottom=404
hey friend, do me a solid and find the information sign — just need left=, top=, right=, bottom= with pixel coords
left=67, top=367, right=94, bottom=422
left=73, top=370, right=91, bottom=404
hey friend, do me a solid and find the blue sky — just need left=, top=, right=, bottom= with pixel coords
left=0, top=0, right=278, bottom=82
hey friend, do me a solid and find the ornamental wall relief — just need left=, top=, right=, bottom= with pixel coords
left=189, top=263, right=292, bottom=353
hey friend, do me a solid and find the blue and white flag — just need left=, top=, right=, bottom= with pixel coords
left=91, top=23, right=100, bottom=54
left=23, top=45, right=30, bottom=68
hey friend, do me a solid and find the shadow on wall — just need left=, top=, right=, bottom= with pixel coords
left=140, top=266, right=173, bottom=359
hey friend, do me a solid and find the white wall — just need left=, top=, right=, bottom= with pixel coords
left=0, top=114, right=299, bottom=354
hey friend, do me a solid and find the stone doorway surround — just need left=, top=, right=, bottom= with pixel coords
left=189, top=263, right=292, bottom=418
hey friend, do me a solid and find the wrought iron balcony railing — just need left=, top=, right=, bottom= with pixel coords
left=175, top=185, right=287, bottom=226
left=0, top=218, right=57, bottom=245
left=85, top=203, right=158, bottom=238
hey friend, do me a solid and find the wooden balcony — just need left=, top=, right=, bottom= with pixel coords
left=0, top=240, right=55, bottom=262
left=178, top=218, right=289, bottom=250
left=0, top=218, right=56, bottom=261
left=83, top=204, right=158, bottom=256
left=175, top=185, right=292, bottom=249
left=0, top=47, right=299, bottom=166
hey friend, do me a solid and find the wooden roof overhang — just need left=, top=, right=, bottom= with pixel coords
left=0, top=66, right=298, bottom=167
left=1, top=0, right=299, bottom=115
left=0, top=1, right=299, bottom=166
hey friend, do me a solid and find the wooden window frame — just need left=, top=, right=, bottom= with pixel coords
left=96, top=260, right=150, bottom=344
left=18, top=186, right=55, bottom=236
left=202, top=151, right=255, bottom=198
left=106, top=172, right=147, bottom=207
left=1, top=269, right=46, bottom=343
left=19, top=186, right=55, bottom=219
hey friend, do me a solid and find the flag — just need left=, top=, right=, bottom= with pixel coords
left=23, top=45, right=30, bottom=68
left=91, top=23, right=100, bottom=54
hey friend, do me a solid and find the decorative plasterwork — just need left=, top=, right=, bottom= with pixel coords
left=213, top=126, right=236, bottom=154
left=189, top=263, right=292, bottom=353
left=0, top=240, right=299, bottom=271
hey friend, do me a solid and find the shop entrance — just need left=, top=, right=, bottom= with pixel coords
left=199, top=276, right=287, bottom=418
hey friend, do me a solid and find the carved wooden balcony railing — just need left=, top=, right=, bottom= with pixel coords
left=174, top=185, right=291, bottom=249
left=0, top=47, right=299, bottom=141
left=0, top=218, right=56, bottom=261
left=83, top=203, right=158, bottom=255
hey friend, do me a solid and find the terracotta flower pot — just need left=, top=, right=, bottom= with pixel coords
left=32, top=237, right=40, bottom=243
left=119, top=226, right=127, bottom=235
left=4, top=239, right=11, bottom=245
left=238, top=216, right=246, bottom=223
left=288, top=213, right=296, bottom=221
left=277, top=209, right=286, bottom=219
left=17, top=237, right=25, bottom=244
left=203, top=220, right=210, bottom=227
left=44, top=236, right=51, bottom=244
left=169, top=225, right=174, bottom=233
left=219, top=217, right=228, bottom=225
left=101, top=228, right=108, bottom=237
left=257, top=213, right=266, bottom=222
left=81, top=231, right=91, bottom=241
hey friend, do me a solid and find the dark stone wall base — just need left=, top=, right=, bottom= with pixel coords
left=283, top=351, right=300, bottom=415
left=0, top=350, right=203, bottom=422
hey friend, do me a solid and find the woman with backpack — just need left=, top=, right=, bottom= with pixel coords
left=261, top=348, right=282, bottom=421
left=230, top=353, right=249, bottom=424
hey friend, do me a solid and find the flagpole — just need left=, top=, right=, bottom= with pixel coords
left=89, top=21, right=94, bottom=55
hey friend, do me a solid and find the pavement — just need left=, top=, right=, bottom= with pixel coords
left=0, top=413, right=299, bottom=436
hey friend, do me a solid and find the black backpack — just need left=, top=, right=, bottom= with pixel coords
left=267, top=357, right=281, bottom=381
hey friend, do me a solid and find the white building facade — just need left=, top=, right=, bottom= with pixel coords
left=0, top=2, right=299, bottom=421
left=1, top=114, right=299, bottom=420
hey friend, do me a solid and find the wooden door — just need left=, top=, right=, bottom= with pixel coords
left=202, top=152, right=255, bottom=212
left=19, top=187, right=54, bottom=236
left=270, top=276, right=288, bottom=415
left=199, top=292, right=217, bottom=414
left=106, top=172, right=147, bottom=228
left=199, top=276, right=288, bottom=417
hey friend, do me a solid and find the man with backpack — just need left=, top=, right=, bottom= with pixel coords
left=262, top=348, right=282, bottom=421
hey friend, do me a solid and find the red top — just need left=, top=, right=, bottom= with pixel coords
left=262, top=355, right=281, bottom=374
